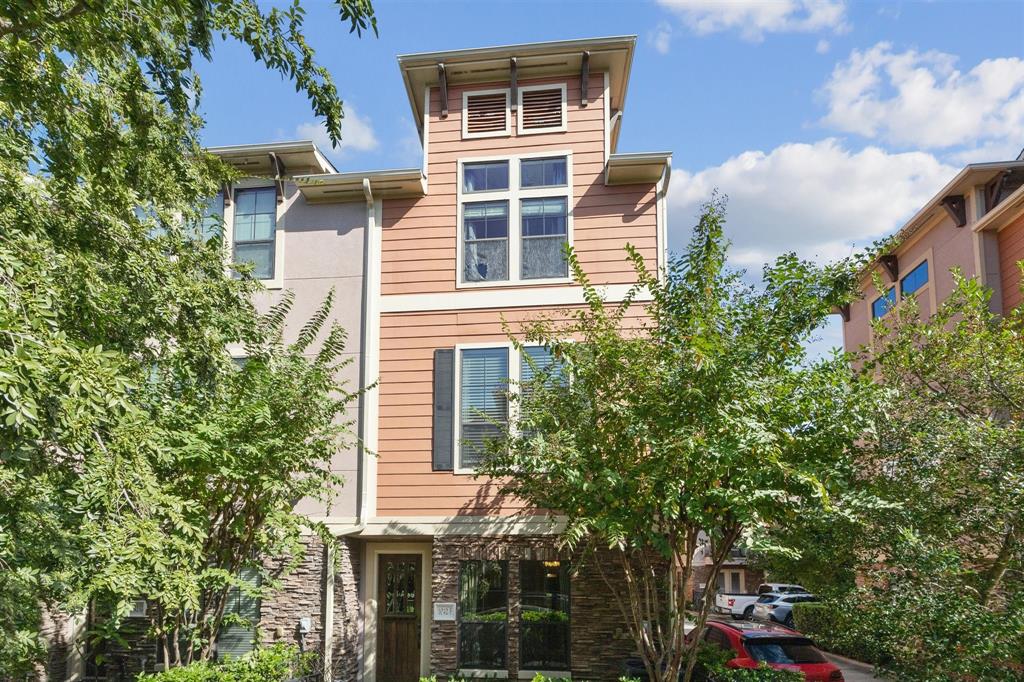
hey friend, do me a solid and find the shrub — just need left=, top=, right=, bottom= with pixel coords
left=138, top=645, right=313, bottom=682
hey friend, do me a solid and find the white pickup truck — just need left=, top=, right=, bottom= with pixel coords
left=713, top=583, right=808, bottom=619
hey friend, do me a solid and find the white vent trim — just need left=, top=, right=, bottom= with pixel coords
left=517, top=83, right=567, bottom=135
left=462, top=88, right=511, bottom=139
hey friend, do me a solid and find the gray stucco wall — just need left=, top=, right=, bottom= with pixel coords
left=251, top=182, right=367, bottom=520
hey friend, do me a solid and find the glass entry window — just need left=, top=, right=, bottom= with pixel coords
left=520, top=560, right=570, bottom=671
left=458, top=560, right=508, bottom=670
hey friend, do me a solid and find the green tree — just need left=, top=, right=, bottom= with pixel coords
left=0, top=0, right=374, bottom=673
left=479, top=199, right=870, bottom=682
left=762, top=273, right=1024, bottom=680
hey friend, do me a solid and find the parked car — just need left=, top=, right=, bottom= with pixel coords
left=692, top=620, right=843, bottom=681
left=752, top=592, right=820, bottom=628
left=713, top=583, right=808, bottom=619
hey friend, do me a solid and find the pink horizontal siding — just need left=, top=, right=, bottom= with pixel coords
left=376, top=306, right=649, bottom=516
left=380, top=73, right=659, bottom=296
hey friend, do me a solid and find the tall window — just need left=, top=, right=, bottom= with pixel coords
left=520, top=560, right=570, bottom=671
left=900, top=260, right=929, bottom=298
left=458, top=560, right=508, bottom=670
left=458, top=348, right=509, bottom=469
left=872, top=287, right=896, bottom=319
left=233, top=187, right=276, bottom=280
left=459, top=155, right=570, bottom=286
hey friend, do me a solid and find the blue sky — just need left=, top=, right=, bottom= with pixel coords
left=198, top=0, right=1024, bottom=352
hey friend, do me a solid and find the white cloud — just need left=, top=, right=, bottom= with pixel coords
left=657, top=0, right=849, bottom=42
left=821, top=43, right=1024, bottom=151
left=816, top=39, right=830, bottom=54
left=668, top=139, right=956, bottom=267
left=295, top=104, right=378, bottom=158
left=649, top=21, right=674, bottom=54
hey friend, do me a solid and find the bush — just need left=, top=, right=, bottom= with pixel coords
left=138, top=645, right=313, bottom=682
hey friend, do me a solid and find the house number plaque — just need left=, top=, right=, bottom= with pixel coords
left=432, top=601, right=456, bottom=621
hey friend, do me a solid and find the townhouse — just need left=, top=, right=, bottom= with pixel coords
left=840, top=149, right=1024, bottom=349
left=66, top=36, right=671, bottom=682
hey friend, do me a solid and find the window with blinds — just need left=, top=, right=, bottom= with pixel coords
left=459, top=348, right=509, bottom=469
left=518, top=84, right=567, bottom=134
left=463, top=90, right=510, bottom=139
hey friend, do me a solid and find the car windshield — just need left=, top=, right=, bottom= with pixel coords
left=745, top=638, right=827, bottom=664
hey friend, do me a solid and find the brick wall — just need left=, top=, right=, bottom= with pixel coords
left=430, top=536, right=643, bottom=682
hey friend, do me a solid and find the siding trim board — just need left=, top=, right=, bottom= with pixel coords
left=380, top=282, right=650, bottom=313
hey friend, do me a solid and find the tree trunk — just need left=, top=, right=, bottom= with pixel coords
left=980, top=523, right=1017, bottom=606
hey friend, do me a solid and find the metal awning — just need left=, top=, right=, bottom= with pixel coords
left=605, top=152, right=672, bottom=186
left=295, top=168, right=426, bottom=203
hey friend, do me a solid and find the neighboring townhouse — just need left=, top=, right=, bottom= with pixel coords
left=840, top=149, right=1024, bottom=351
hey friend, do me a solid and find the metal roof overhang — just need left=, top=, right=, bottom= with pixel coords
left=208, top=140, right=336, bottom=176
left=605, top=152, right=672, bottom=186
left=295, top=168, right=426, bottom=203
left=397, top=35, right=636, bottom=151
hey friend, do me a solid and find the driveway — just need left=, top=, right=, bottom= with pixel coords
left=823, top=652, right=886, bottom=681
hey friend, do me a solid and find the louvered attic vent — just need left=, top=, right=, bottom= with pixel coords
left=520, top=86, right=565, bottom=133
left=463, top=91, right=509, bottom=138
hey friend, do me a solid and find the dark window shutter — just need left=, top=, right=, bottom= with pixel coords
left=432, top=349, right=455, bottom=471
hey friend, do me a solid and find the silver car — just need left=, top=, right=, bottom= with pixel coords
left=751, top=592, right=819, bottom=629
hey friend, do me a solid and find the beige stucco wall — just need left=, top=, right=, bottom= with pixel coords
left=247, top=182, right=367, bottom=519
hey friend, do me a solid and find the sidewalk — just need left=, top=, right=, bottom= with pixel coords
left=823, top=651, right=886, bottom=681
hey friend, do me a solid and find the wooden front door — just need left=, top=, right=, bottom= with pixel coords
left=377, top=554, right=422, bottom=682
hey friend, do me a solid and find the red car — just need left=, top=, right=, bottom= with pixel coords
left=693, top=620, right=844, bottom=682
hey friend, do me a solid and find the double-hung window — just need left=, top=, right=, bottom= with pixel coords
left=458, top=560, right=508, bottom=671
left=198, top=193, right=224, bottom=241
left=232, top=187, right=277, bottom=280
left=459, top=155, right=571, bottom=286
left=520, top=560, right=570, bottom=671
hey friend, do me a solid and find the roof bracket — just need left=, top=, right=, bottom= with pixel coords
left=880, top=254, right=899, bottom=281
left=580, top=51, right=590, bottom=106
left=221, top=181, right=234, bottom=207
left=268, top=152, right=286, bottom=203
left=509, top=57, right=518, bottom=114
left=940, top=194, right=967, bottom=227
left=838, top=303, right=851, bottom=323
left=438, top=63, right=448, bottom=119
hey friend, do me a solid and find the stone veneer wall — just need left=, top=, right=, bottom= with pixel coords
left=77, top=536, right=361, bottom=681
left=430, top=536, right=640, bottom=682
left=260, top=536, right=362, bottom=682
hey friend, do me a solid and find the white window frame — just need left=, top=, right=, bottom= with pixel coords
left=462, top=87, right=512, bottom=140
left=517, top=82, right=568, bottom=135
left=223, top=180, right=286, bottom=289
left=454, top=342, right=513, bottom=475
left=128, top=598, right=148, bottom=618
left=457, top=151, right=574, bottom=289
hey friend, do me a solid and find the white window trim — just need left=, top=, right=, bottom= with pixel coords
left=462, top=88, right=512, bottom=140
left=457, top=151, right=574, bottom=289
left=128, top=598, right=148, bottom=618
left=454, top=341, right=515, bottom=475
left=224, top=180, right=285, bottom=289
left=516, top=82, right=568, bottom=136
left=453, top=342, right=562, bottom=475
